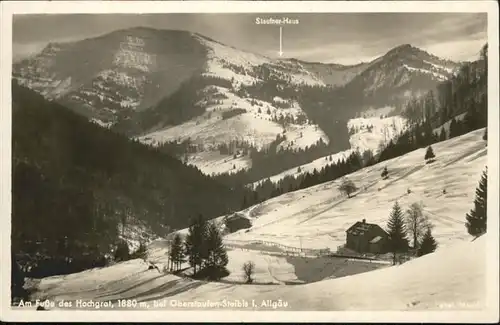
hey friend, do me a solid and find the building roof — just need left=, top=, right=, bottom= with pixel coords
left=346, top=220, right=388, bottom=237
left=226, top=213, right=250, bottom=222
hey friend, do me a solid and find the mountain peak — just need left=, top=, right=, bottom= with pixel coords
left=387, top=43, right=419, bottom=55
left=396, top=43, right=414, bottom=49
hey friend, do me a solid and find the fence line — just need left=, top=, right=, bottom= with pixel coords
left=224, top=243, right=393, bottom=264
left=224, top=244, right=322, bottom=258
left=224, top=238, right=331, bottom=255
left=224, top=238, right=398, bottom=264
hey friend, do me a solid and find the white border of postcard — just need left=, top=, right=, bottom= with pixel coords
left=1, top=1, right=499, bottom=323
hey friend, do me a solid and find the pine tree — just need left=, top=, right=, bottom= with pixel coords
left=169, top=233, right=185, bottom=272
left=114, top=240, right=130, bottom=262
left=439, top=127, right=446, bottom=141
left=184, top=215, right=207, bottom=275
left=417, top=228, right=438, bottom=256
left=241, top=195, right=247, bottom=209
left=386, top=201, right=409, bottom=264
left=449, top=118, right=458, bottom=138
left=253, top=191, right=259, bottom=204
left=204, top=221, right=229, bottom=279
left=132, top=241, right=148, bottom=261
left=466, top=168, right=487, bottom=237
left=381, top=167, right=389, bottom=179
left=424, top=146, right=435, bottom=163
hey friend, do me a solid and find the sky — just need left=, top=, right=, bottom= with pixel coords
left=12, top=12, right=487, bottom=64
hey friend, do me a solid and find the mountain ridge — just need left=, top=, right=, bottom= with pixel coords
left=12, top=26, right=465, bottom=177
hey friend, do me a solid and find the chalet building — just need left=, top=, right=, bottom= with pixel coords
left=345, top=219, right=389, bottom=254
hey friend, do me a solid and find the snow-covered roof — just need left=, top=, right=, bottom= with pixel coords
left=346, top=220, right=387, bottom=237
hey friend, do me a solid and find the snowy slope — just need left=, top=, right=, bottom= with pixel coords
left=251, top=115, right=408, bottom=186
left=231, top=129, right=487, bottom=251
left=347, top=115, right=408, bottom=153
left=185, top=151, right=252, bottom=176
left=137, top=85, right=328, bottom=161
left=196, top=35, right=325, bottom=87
left=27, top=233, right=487, bottom=311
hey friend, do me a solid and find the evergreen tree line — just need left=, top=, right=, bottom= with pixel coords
left=221, top=108, right=247, bottom=120
left=113, top=240, right=149, bottom=264
left=237, top=150, right=371, bottom=209
left=155, top=138, right=204, bottom=157
left=213, top=136, right=335, bottom=186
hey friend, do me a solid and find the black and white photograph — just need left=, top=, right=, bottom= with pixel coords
left=1, top=1, right=498, bottom=323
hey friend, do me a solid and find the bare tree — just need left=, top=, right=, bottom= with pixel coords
left=242, top=261, right=256, bottom=284
left=405, top=202, right=433, bottom=250
left=338, top=178, right=357, bottom=198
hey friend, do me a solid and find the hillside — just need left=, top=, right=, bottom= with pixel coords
left=225, top=129, right=486, bottom=251
left=11, top=82, right=249, bottom=276
left=251, top=115, right=408, bottom=186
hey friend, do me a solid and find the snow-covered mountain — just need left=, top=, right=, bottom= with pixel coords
left=337, top=44, right=460, bottom=110
left=13, top=28, right=209, bottom=121
left=12, top=27, right=462, bottom=176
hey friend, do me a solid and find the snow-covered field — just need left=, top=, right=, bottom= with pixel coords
left=252, top=116, right=408, bottom=186
left=232, top=129, right=487, bottom=251
left=277, top=122, right=329, bottom=151
left=186, top=151, right=252, bottom=176
left=347, top=116, right=408, bottom=153
left=24, top=233, right=487, bottom=312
